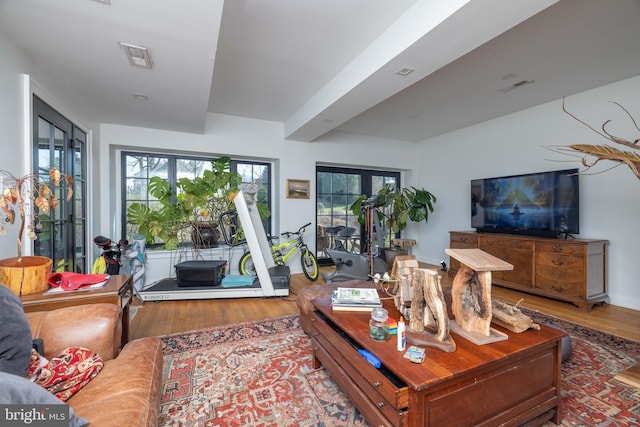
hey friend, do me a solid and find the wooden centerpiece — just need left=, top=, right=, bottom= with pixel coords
left=0, top=256, right=52, bottom=295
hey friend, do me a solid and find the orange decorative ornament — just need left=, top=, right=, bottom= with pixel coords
left=49, top=167, right=62, bottom=185
left=4, top=187, right=17, bottom=204
left=35, top=196, right=50, bottom=213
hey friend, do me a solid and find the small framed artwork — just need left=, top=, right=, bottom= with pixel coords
left=286, top=179, right=310, bottom=199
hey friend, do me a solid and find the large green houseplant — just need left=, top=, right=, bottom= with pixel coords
left=127, top=156, right=263, bottom=250
left=350, top=183, right=436, bottom=250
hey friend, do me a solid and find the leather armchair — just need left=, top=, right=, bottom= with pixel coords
left=26, top=303, right=163, bottom=427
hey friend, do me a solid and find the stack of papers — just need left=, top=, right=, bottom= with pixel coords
left=331, top=287, right=382, bottom=312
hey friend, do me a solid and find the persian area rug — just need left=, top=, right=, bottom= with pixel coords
left=159, top=315, right=366, bottom=426
left=159, top=312, right=640, bottom=427
left=520, top=308, right=640, bottom=427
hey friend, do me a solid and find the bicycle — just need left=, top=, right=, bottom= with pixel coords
left=238, top=222, right=319, bottom=281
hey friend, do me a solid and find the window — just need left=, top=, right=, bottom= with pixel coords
left=32, top=96, right=88, bottom=273
left=316, top=166, right=400, bottom=264
left=122, top=152, right=271, bottom=244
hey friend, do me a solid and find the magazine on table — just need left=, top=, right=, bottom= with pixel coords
left=331, top=287, right=382, bottom=311
left=330, top=302, right=382, bottom=312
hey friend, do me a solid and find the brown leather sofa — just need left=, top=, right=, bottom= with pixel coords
left=26, top=303, right=163, bottom=427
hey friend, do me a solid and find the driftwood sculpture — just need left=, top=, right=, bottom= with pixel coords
left=491, top=299, right=540, bottom=333
left=404, top=268, right=456, bottom=353
left=451, top=263, right=492, bottom=336
left=445, top=248, right=513, bottom=341
left=391, top=255, right=418, bottom=314
left=548, top=98, right=640, bottom=180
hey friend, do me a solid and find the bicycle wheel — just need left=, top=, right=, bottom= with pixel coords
left=300, top=248, right=319, bottom=281
left=238, top=252, right=257, bottom=276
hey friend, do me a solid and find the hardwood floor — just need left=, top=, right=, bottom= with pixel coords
left=130, top=264, right=640, bottom=342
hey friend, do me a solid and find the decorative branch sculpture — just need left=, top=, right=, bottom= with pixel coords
left=548, top=98, right=640, bottom=180
left=0, top=169, right=73, bottom=259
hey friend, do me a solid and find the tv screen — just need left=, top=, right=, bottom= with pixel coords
left=471, top=168, right=579, bottom=237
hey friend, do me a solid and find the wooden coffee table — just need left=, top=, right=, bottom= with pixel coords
left=308, top=295, right=564, bottom=426
left=20, top=274, right=133, bottom=346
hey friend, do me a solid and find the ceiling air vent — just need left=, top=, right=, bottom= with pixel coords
left=395, top=67, right=415, bottom=77
left=119, top=43, right=154, bottom=69
left=498, top=80, right=535, bottom=93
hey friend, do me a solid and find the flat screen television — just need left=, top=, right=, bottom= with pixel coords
left=471, top=168, right=579, bottom=238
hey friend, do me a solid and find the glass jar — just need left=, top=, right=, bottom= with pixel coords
left=369, top=307, right=389, bottom=342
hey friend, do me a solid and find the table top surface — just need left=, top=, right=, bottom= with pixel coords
left=20, top=274, right=132, bottom=303
left=312, top=295, right=563, bottom=391
left=445, top=248, right=514, bottom=271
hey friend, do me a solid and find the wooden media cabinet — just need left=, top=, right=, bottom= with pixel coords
left=449, top=231, right=608, bottom=310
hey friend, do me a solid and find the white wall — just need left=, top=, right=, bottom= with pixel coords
left=0, top=32, right=99, bottom=262
left=0, top=33, right=33, bottom=259
left=414, top=75, right=640, bottom=310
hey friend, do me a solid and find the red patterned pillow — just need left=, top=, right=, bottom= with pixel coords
left=27, top=347, right=104, bottom=401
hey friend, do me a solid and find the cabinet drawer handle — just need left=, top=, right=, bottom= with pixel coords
left=312, top=332, right=319, bottom=337
left=377, top=401, right=385, bottom=408
left=551, top=246, right=564, bottom=252
left=311, top=318, right=315, bottom=322
left=551, top=283, right=565, bottom=292
left=373, top=381, right=381, bottom=388
left=551, top=257, right=565, bottom=266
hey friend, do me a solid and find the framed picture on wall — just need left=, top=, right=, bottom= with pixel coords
left=286, top=179, right=310, bottom=199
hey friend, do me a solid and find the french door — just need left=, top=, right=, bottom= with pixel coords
left=316, top=166, right=400, bottom=264
left=32, top=96, right=87, bottom=273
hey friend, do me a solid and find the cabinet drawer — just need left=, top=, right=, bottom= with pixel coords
left=310, top=312, right=409, bottom=411
left=450, top=232, right=478, bottom=245
left=479, top=236, right=533, bottom=250
left=313, top=344, right=406, bottom=427
left=536, top=242, right=583, bottom=255
left=535, top=253, right=585, bottom=297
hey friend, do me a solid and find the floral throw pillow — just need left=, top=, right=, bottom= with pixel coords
left=27, top=347, right=104, bottom=401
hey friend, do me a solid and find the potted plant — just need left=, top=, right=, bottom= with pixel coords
left=349, top=183, right=436, bottom=259
left=0, top=168, right=73, bottom=295
left=127, top=156, right=269, bottom=250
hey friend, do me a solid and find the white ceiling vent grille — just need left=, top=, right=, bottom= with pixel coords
left=395, top=67, right=415, bottom=77
left=119, top=42, right=154, bottom=69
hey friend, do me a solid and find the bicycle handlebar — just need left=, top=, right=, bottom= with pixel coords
left=281, top=222, right=312, bottom=237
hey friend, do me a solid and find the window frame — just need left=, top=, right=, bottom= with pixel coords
left=121, top=151, right=272, bottom=245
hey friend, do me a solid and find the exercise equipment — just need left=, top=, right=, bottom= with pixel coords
left=323, top=195, right=388, bottom=283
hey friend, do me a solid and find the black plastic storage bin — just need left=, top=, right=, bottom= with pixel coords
left=268, top=265, right=290, bottom=289
left=175, top=260, right=227, bottom=287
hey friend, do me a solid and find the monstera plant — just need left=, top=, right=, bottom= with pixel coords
left=127, top=156, right=270, bottom=250
left=127, top=157, right=241, bottom=250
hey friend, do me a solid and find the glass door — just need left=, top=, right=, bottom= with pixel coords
left=316, top=166, right=399, bottom=264
left=32, top=96, right=87, bottom=273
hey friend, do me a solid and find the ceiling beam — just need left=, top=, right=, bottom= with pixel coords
left=284, top=0, right=559, bottom=142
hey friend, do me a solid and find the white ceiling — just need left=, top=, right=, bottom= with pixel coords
left=1, top=0, right=639, bottom=142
